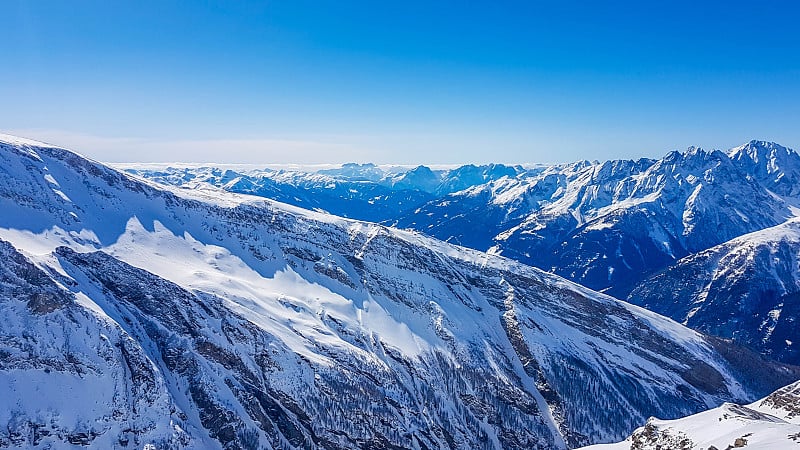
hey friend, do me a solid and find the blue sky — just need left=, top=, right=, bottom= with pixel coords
left=2, top=1, right=799, bottom=163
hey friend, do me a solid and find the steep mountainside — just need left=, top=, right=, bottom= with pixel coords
left=581, top=380, right=800, bottom=450
left=628, top=218, right=800, bottom=365
left=1, top=134, right=798, bottom=449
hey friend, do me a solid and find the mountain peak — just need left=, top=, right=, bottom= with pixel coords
left=726, top=140, right=800, bottom=196
left=317, top=162, right=384, bottom=181
left=388, top=164, right=441, bottom=192
left=728, top=140, right=795, bottom=161
left=685, top=145, right=703, bottom=155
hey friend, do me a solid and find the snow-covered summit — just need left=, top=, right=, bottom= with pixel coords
left=728, top=139, right=800, bottom=197
left=0, top=132, right=65, bottom=149
left=393, top=142, right=794, bottom=297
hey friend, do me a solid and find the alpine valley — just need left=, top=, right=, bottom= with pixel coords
left=2, top=133, right=800, bottom=450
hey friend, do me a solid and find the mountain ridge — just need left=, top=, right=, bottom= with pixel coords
left=124, top=140, right=799, bottom=295
left=628, top=217, right=800, bottom=364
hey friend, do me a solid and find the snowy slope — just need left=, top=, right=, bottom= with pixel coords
left=0, top=239, right=197, bottom=449
left=0, top=134, right=798, bottom=449
left=628, top=218, right=800, bottom=365
left=580, top=380, right=800, bottom=450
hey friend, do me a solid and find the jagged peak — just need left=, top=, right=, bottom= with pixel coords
left=341, top=162, right=378, bottom=168
left=728, top=140, right=795, bottom=161
left=683, top=146, right=727, bottom=161
left=389, top=164, right=441, bottom=183
left=685, top=145, right=703, bottom=155
left=406, top=164, right=437, bottom=174
left=654, top=146, right=730, bottom=173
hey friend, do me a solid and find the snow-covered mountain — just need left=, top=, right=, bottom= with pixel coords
left=395, top=144, right=795, bottom=298
left=728, top=140, right=800, bottom=198
left=581, top=379, right=800, bottom=450
left=2, top=134, right=798, bottom=449
left=628, top=218, right=800, bottom=365
left=119, top=165, right=436, bottom=223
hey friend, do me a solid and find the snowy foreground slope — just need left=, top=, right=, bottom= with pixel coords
left=580, top=380, right=800, bottom=450
left=0, top=134, right=798, bottom=449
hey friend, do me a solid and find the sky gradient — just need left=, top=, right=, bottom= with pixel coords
left=3, top=1, right=799, bottom=164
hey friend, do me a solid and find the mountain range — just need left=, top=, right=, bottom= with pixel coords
left=125, top=140, right=800, bottom=367
left=2, top=133, right=799, bottom=449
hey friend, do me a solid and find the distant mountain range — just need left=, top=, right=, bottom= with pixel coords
left=2, top=133, right=798, bottom=449
left=125, top=139, right=800, bottom=366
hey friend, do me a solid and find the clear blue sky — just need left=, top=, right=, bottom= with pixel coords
left=2, top=0, right=799, bottom=163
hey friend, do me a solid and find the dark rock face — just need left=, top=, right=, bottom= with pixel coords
left=0, top=240, right=72, bottom=314
left=759, top=380, right=800, bottom=420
